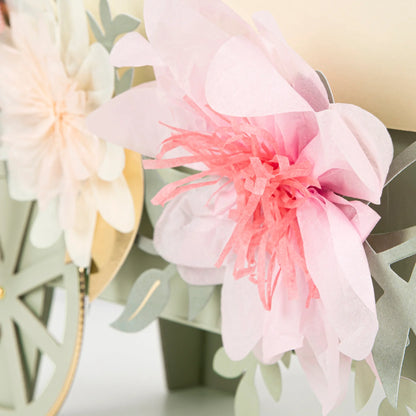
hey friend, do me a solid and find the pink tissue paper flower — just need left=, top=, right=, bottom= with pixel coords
left=88, top=0, right=393, bottom=412
left=0, top=0, right=135, bottom=267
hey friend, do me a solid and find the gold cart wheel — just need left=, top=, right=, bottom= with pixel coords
left=0, top=163, right=85, bottom=416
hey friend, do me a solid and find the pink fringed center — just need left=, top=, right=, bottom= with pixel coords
left=144, top=121, right=320, bottom=310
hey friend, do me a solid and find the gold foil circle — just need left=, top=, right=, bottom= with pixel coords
left=88, top=149, right=144, bottom=301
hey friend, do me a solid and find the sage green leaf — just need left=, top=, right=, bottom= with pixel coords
left=112, top=14, right=140, bottom=36
left=87, top=12, right=104, bottom=43
left=379, top=378, right=416, bottom=416
left=187, top=284, right=215, bottom=321
left=281, top=351, right=292, bottom=368
left=354, top=359, right=376, bottom=411
left=144, top=170, right=165, bottom=227
left=99, top=0, right=112, bottom=32
left=115, top=68, right=134, bottom=96
left=260, top=363, right=282, bottom=402
left=137, top=235, right=158, bottom=256
left=213, top=347, right=256, bottom=379
left=111, top=268, right=172, bottom=332
left=235, top=369, right=260, bottom=416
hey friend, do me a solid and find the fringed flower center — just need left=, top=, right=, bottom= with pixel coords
left=144, top=121, right=321, bottom=310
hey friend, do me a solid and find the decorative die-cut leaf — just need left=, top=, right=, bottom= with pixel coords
left=187, top=284, right=215, bottom=321
left=235, top=369, right=260, bottom=416
left=87, top=12, right=104, bottom=43
left=112, top=14, right=140, bottom=36
left=379, top=378, right=416, bottom=416
left=137, top=235, right=158, bottom=256
left=213, top=347, right=255, bottom=379
left=99, top=0, right=112, bottom=32
left=260, top=363, right=282, bottom=402
left=281, top=351, right=292, bottom=368
left=115, top=68, right=134, bottom=96
left=111, top=265, right=175, bottom=332
left=355, top=359, right=377, bottom=411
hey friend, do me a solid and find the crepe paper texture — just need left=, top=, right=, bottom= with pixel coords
left=0, top=0, right=137, bottom=267
left=87, top=0, right=394, bottom=413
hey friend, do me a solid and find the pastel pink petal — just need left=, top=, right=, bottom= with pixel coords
left=296, top=302, right=352, bottom=415
left=87, top=82, right=172, bottom=157
left=297, top=197, right=378, bottom=360
left=144, top=0, right=251, bottom=103
left=206, top=36, right=312, bottom=117
left=221, top=266, right=265, bottom=361
left=153, top=183, right=236, bottom=268
left=332, top=103, right=393, bottom=190
left=261, top=269, right=305, bottom=361
left=177, top=265, right=225, bottom=285
left=252, top=11, right=329, bottom=112
left=110, top=31, right=164, bottom=68
left=301, top=109, right=383, bottom=204
left=325, top=191, right=380, bottom=242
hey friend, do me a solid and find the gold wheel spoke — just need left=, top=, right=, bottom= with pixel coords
left=13, top=299, right=61, bottom=364
left=12, top=257, right=64, bottom=297
left=3, top=318, right=28, bottom=409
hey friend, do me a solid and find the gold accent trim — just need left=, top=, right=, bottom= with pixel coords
left=47, top=270, right=86, bottom=416
left=128, top=280, right=161, bottom=321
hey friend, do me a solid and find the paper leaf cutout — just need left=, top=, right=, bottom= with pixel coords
left=365, top=234, right=416, bottom=406
left=87, top=0, right=140, bottom=52
left=385, top=141, right=416, bottom=187
left=213, top=347, right=254, bottom=379
left=137, top=235, right=158, bottom=256
left=354, top=359, right=377, bottom=411
left=316, top=70, right=334, bottom=104
left=235, top=369, right=260, bottom=416
left=281, top=351, right=292, bottom=368
left=260, top=363, right=282, bottom=402
left=115, top=68, right=134, bottom=96
left=187, top=284, right=215, bottom=321
left=379, top=378, right=416, bottom=416
left=111, top=265, right=175, bottom=332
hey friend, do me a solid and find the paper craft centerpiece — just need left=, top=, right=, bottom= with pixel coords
left=0, top=0, right=415, bottom=415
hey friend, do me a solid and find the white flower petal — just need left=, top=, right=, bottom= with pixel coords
left=97, top=142, right=125, bottom=182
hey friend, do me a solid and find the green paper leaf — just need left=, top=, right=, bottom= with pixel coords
left=365, top=236, right=416, bottom=406
left=111, top=14, right=140, bottom=36
left=115, top=68, right=134, bottom=96
left=187, top=284, right=215, bottom=321
left=213, top=347, right=255, bottom=379
left=144, top=170, right=166, bottom=227
left=235, top=369, right=260, bottom=416
left=281, top=351, right=292, bottom=368
left=260, top=363, right=282, bottom=402
left=354, top=359, right=377, bottom=411
left=99, top=0, right=112, bottom=32
left=111, top=267, right=174, bottom=332
left=87, top=12, right=104, bottom=43
left=137, top=235, right=158, bottom=256
left=379, top=378, right=416, bottom=416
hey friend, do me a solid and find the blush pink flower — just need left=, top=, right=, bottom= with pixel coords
left=0, top=0, right=135, bottom=266
left=88, top=0, right=393, bottom=412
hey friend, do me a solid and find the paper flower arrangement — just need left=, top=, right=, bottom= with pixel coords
left=88, top=0, right=394, bottom=413
left=0, top=0, right=135, bottom=266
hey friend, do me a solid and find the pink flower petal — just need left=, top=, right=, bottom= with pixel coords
left=206, top=36, right=312, bottom=117
left=297, top=197, right=378, bottom=360
left=153, top=183, right=236, bottom=268
left=177, top=265, right=225, bottom=285
left=301, top=109, right=385, bottom=204
left=252, top=11, right=329, bottom=112
left=296, top=301, right=352, bottom=415
left=332, top=103, right=393, bottom=191
left=144, top=0, right=252, bottom=103
left=221, top=266, right=265, bottom=361
left=87, top=82, right=172, bottom=157
left=110, top=31, right=164, bottom=68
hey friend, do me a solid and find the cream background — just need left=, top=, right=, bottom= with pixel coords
left=85, top=0, right=415, bottom=132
